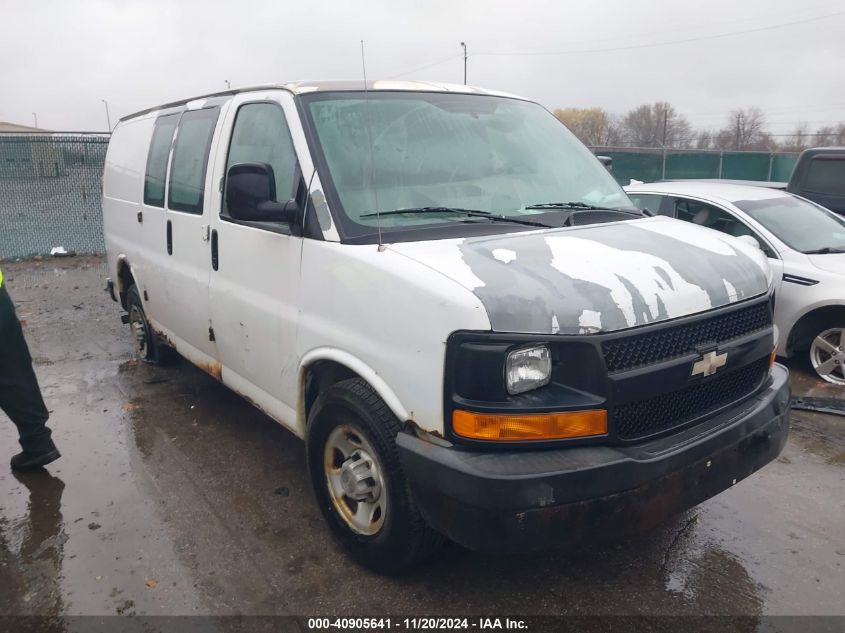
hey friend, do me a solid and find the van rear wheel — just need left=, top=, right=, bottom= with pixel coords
left=306, top=377, right=442, bottom=574
left=126, top=284, right=178, bottom=365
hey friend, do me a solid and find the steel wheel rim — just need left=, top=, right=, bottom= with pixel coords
left=323, top=424, right=387, bottom=536
left=810, top=327, right=845, bottom=385
left=129, top=304, right=148, bottom=357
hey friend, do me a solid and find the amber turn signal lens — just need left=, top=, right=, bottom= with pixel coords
left=769, top=347, right=777, bottom=369
left=452, top=409, right=607, bottom=441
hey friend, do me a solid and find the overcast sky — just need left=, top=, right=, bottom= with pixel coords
left=2, top=0, right=844, bottom=135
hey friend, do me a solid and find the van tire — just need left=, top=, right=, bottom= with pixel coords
left=306, top=377, right=443, bottom=574
left=126, top=284, right=179, bottom=366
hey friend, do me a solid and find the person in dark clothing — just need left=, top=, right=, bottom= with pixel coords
left=0, top=269, right=60, bottom=470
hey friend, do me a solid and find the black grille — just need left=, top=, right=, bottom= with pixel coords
left=613, top=357, right=770, bottom=440
left=602, top=301, right=771, bottom=373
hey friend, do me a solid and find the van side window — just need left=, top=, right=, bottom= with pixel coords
left=223, top=103, right=299, bottom=217
left=168, top=108, right=220, bottom=214
left=143, top=114, right=179, bottom=207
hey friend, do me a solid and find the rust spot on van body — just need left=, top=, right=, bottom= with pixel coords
left=196, top=360, right=222, bottom=381
left=405, top=419, right=444, bottom=440
left=239, top=392, right=266, bottom=415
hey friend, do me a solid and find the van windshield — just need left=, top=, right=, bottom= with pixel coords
left=302, top=91, right=634, bottom=239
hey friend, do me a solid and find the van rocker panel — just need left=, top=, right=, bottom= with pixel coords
left=396, top=363, right=790, bottom=552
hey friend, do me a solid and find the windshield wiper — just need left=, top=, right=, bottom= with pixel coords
left=803, top=247, right=845, bottom=254
left=359, top=206, right=552, bottom=228
left=526, top=202, right=642, bottom=216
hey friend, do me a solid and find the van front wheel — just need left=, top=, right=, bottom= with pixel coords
left=306, top=378, right=442, bottom=574
left=126, top=284, right=178, bottom=365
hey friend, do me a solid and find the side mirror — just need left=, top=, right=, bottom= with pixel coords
left=596, top=155, right=613, bottom=171
left=225, top=162, right=298, bottom=223
left=735, top=234, right=762, bottom=251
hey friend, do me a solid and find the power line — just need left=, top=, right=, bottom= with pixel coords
left=473, top=10, right=845, bottom=57
left=686, top=102, right=845, bottom=118
left=480, top=3, right=842, bottom=54
left=382, top=53, right=462, bottom=80
left=373, top=6, right=842, bottom=83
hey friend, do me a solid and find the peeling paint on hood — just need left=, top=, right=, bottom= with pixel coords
left=389, top=217, right=770, bottom=334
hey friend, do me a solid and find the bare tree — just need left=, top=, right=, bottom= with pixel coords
left=553, top=107, right=617, bottom=146
left=781, top=122, right=812, bottom=152
left=712, top=128, right=735, bottom=150
left=617, top=102, right=692, bottom=148
left=695, top=130, right=714, bottom=149
left=720, top=107, right=770, bottom=151
left=551, top=101, right=845, bottom=153
left=814, top=125, right=836, bottom=147
left=810, top=124, right=845, bottom=147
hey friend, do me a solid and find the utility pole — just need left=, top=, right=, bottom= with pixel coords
left=225, top=79, right=231, bottom=89
left=460, top=42, right=467, bottom=85
left=101, top=99, right=112, bottom=132
left=662, top=107, right=669, bottom=147
left=735, top=112, right=743, bottom=151
left=32, top=112, right=38, bottom=128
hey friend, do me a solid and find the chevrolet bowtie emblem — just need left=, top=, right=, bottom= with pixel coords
left=691, top=350, right=728, bottom=377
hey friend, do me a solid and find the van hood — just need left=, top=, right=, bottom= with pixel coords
left=389, top=217, right=770, bottom=335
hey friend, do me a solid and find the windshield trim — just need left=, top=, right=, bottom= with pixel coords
left=296, top=90, right=629, bottom=244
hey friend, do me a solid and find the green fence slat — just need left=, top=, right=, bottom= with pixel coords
left=665, top=152, right=721, bottom=180
left=604, top=152, right=663, bottom=185
left=721, top=152, right=771, bottom=180
left=595, top=149, right=800, bottom=185
left=771, top=154, right=798, bottom=182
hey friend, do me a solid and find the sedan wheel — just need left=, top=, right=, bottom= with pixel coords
left=809, top=327, right=845, bottom=385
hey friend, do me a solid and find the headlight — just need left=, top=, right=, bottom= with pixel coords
left=506, top=345, right=552, bottom=395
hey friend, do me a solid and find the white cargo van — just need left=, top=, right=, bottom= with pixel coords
left=102, top=81, right=789, bottom=573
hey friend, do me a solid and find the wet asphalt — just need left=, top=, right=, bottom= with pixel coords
left=0, top=256, right=843, bottom=618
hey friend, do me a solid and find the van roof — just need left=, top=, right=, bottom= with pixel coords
left=119, top=80, right=527, bottom=123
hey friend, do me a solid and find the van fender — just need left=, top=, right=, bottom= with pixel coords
left=298, top=347, right=410, bottom=432
left=114, top=254, right=138, bottom=309
left=115, top=254, right=132, bottom=292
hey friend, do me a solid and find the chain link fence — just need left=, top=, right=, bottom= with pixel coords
left=0, top=133, right=109, bottom=259
left=593, top=147, right=800, bottom=186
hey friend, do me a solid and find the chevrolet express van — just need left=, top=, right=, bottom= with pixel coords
left=102, top=81, right=790, bottom=573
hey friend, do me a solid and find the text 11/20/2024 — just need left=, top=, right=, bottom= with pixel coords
left=307, top=618, right=528, bottom=630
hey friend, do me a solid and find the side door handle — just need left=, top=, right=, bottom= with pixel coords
left=211, top=229, right=218, bottom=271
left=166, top=220, right=173, bottom=255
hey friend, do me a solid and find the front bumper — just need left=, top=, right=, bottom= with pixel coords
left=397, top=363, right=790, bottom=553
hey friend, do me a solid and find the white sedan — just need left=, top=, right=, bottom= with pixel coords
left=625, top=181, right=845, bottom=385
